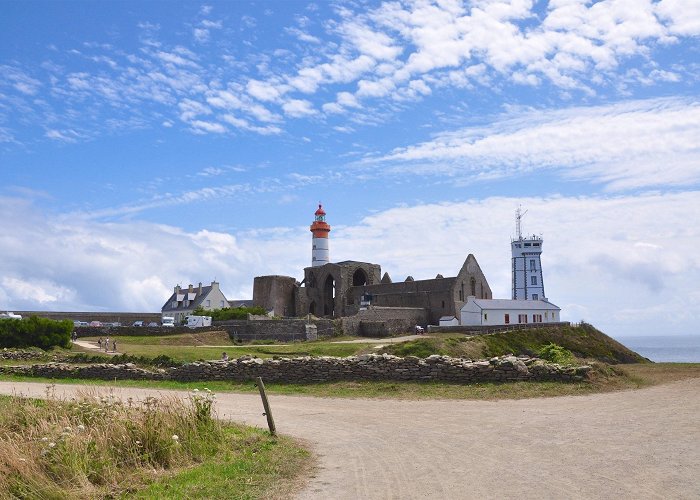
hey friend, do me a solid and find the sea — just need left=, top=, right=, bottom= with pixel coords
left=614, top=335, right=700, bottom=363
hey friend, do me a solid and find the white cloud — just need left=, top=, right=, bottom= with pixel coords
left=2, top=191, right=698, bottom=337
left=366, top=97, right=700, bottom=191
left=282, top=98, right=316, bottom=117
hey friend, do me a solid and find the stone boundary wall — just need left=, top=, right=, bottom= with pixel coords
left=342, top=307, right=428, bottom=337
left=0, top=354, right=590, bottom=384
left=427, top=322, right=571, bottom=335
left=217, top=319, right=337, bottom=342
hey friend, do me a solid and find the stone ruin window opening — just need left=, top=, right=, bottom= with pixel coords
left=323, top=275, right=336, bottom=316
left=470, top=278, right=476, bottom=296
left=352, top=268, right=368, bottom=287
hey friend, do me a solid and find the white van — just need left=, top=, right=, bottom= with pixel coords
left=162, top=316, right=175, bottom=328
left=186, top=315, right=212, bottom=329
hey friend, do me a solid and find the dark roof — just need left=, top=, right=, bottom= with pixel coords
left=161, top=285, right=226, bottom=312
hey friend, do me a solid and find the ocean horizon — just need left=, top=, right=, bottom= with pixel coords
left=614, top=335, right=700, bottom=363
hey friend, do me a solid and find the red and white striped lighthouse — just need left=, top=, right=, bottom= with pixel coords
left=310, top=203, right=331, bottom=267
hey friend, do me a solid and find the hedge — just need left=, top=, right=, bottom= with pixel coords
left=0, top=316, right=72, bottom=349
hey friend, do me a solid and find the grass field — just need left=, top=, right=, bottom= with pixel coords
left=76, top=333, right=377, bottom=362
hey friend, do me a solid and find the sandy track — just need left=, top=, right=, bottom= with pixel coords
left=0, top=379, right=698, bottom=499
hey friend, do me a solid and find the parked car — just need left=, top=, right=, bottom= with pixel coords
left=162, top=316, right=175, bottom=328
left=147, top=322, right=159, bottom=327
left=132, top=321, right=144, bottom=327
left=89, top=321, right=102, bottom=327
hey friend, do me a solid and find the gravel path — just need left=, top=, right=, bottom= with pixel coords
left=0, top=378, right=698, bottom=499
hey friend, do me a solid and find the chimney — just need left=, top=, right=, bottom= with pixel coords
left=198, top=282, right=202, bottom=295
left=174, top=285, right=180, bottom=294
left=188, top=284, right=193, bottom=293
left=211, top=280, right=219, bottom=290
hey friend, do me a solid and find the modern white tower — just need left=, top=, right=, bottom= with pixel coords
left=310, top=203, right=331, bottom=267
left=511, top=207, right=545, bottom=300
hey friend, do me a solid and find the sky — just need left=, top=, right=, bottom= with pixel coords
left=1, top=0, right=699, bottom=339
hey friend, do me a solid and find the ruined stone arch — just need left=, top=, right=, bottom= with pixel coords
left=352, top=268, right=368, bottom=287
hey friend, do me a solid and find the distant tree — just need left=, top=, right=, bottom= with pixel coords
left=0, top=316, right=72, bottom=349
left=191, top=306, right=268, bottom=321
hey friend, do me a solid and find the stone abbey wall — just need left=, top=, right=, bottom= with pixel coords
left=0, top=354, right=590, bottom=384
left=341, top=306, right=428, bottom=337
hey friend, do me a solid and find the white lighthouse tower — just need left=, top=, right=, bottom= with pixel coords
left=310, top=203, right=331, bottom=267
left=511, top=207, right=545, bottom=300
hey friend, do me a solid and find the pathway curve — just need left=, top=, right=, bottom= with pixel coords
left=0, top=379, right=698, bottom=499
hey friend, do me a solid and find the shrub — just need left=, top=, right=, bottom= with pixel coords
left=0, top=317, right=72, bottom=350
left=538, top=343, right=574, bottom=364
left=191, top=306, right=268, bottom=321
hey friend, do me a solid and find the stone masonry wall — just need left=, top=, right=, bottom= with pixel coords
left=0, top=354, right=591, bottom=384
left=342, top=306, right=428, bottom=337
left=218, top=319, right=337, bottom=342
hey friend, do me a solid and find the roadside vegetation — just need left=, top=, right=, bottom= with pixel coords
left=0, top=389, right=310, bottom=499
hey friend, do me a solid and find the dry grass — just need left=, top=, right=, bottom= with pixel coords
left=0, top=387, right=310, bottom=498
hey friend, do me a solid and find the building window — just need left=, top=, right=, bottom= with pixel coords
left=530, top=259, right=536, bottom=271
left=172, top=301, right=177, bottom=308
left=533, top=314, right=542, bottom=323
left=483, top=313, right=488, bottom=321
left=532, top=294, right=538, bottom=300
left=206, top=300, right=210, bottom=308
left=518, top=314, right=528, bottom=324
left=470, top=278, right=476, bottom=296
left=441, top=300, right=445, bottom=308
left=531, top=276, right=538, bottom=285
left=220, top=300, right=225, bottom=308
left=504, top=314, right=510, bottom=324
left=459, top=289, right=464, bottom=301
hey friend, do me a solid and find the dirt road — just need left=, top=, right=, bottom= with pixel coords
left=1, top=379, right=698, bottom=499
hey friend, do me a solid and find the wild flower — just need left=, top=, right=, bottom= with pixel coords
left=48, top=442, right=56, bottom=448
left=77, top=424, right=85, bottom=431
left=172, top=435, right=179, bottom=442
left=41, top=437, right=48, bottom=442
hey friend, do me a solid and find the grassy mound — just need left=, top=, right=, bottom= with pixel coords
left=381, top=323, right=648, bottom=364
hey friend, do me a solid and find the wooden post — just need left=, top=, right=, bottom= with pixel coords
left=256, top=377, right=276, bottom=436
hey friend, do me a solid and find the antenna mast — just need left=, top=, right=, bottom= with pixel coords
left=515, top=206, right=528, bottom=240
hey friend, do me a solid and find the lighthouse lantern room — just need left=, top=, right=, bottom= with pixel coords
left=310, top=203, right=331, bottom=267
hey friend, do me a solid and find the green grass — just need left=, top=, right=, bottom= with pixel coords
left=77, top=335, right=376, bottom=362
left=380, top=324, right=648, bottom=364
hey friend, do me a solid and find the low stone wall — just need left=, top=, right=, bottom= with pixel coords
left=218, top=319, right=337, bottom=342
left=0, top=354, right=591, bottom=384
left=0, top=349, right=50, bottom=361
left=342, top=307, right=428, bottom=337
left=427, top=322, right=571, bottom=335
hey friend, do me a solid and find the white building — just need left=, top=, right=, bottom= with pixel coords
left=460, top=297, right=561, bottom=327
left=439, top=316, right=459, bottom=326
left=511, top=207, right=545, bottom=300
left=161, top=281, right=229, bottom=325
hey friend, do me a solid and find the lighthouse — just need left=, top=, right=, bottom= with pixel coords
left=511, top=207, right=545, bottom=300
left=310, top=203, right=331, bottom=267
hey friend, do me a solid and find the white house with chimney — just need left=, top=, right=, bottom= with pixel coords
left=161, top=281, right=229, bottom=324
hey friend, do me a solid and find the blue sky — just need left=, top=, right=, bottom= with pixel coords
left=1, top=0, right=699, bottom=338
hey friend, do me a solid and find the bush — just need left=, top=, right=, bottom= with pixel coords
left=538, top=343, right=574, bottom=364
left=0, top=317, right=72, bottom=350
left=191, top=306, right=268, bottom=321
